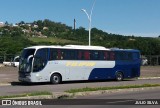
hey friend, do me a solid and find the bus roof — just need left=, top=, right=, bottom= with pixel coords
left=110, top=48, right=140, bottom=52
left=25, top=45, right=139, bottom=52
left=25, top=45, right=110, bottom=50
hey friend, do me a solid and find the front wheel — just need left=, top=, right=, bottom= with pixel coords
left=50, top=74, right=61, bottom=84
left=115, top=72, right=123, bottom=81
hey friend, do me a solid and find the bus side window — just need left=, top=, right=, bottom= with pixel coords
left=78, top=51, right=82, bottom=60
left=110, top=52, right=115, bottom=60
left=63, top=50, right=68, bottom=60
left=115, top=52, right=120, bottom=60
left=128, top=52, right=133, bottom=60
left=123, top=52, right=127, bottom=60
left=115, top=51, right=128, bottom=60
left=91, top=51, right=100, bottom=60
left=84, top=51, right=90, bottom=60
left=64, top=50, right=76, bottom=60
left=133, top=52, right=140, bottom=60
left=70, top=50, right=76, bottom=60
left=104, top=51, right=109, bottom=60
left=57, top=50, right=62, bottom=60
left=50, top=49, right=57, bottom=60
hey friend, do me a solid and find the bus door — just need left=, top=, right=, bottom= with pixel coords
left=65, top=61, right=86, bottom=80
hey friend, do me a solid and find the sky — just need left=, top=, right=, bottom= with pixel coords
left=0, top=0, right=160, bottom=37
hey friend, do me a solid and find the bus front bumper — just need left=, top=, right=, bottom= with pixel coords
left=19, top=77, right=31, bottom=82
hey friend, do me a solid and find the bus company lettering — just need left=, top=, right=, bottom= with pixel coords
left=66, top=62, right=96, bottom=67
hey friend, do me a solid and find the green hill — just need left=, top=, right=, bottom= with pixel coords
left=0, top=19, right=160, bottom=56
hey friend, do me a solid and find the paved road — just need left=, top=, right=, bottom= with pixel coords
left=77, top=87, right=160, bottom=99
left=1, top=66, right=160, bottom=84
left=1, top=86, right=160, bottom=108
left=0, top=79, right=160, bottom=96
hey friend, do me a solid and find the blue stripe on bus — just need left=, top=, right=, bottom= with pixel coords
left=88, top=60, right=140, bottom=80
left=88, top=68, right=115, bottom=80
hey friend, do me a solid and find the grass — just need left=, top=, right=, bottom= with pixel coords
left=29, top=37, right=83, bottom=45
left=0, top=91, right=52, bottom=99
left=66, top=84, right=160, bottom=93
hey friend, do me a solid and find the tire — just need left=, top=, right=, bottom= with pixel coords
left=50, top=74, right=61, bottom=84
left=115, top=72, right=123, bottom=81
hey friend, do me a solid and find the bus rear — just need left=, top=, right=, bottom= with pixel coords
left=113, top=49, right=141, bottom=80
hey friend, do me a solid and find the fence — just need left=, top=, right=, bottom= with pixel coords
left=0, top=54, right=16, bottom=63
left=142, top=55, right=160, bottom=66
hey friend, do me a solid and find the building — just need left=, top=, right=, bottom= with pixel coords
left=0, top=22, right=4, bottom=27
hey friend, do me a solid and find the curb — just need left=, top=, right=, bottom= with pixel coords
left=138, top=77, right=160, bottom=80
left=0, top=83, right=11, bottom=86
left=71, top=86, right=160, bottom=98
left=3, top=86, right=160, bottom=99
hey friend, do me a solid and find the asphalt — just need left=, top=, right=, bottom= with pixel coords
left=77, top=87, right=160, bottom=99
left=0, top=79, right=160, bottom=96
left=1, top=87, right=160, bottom=108
left=0, top=66, right=160, bottom=98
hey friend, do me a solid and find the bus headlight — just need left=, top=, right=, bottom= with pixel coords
left=36, top=74, right=42, bottom=80
left=36, top=74, right=39, bottom=77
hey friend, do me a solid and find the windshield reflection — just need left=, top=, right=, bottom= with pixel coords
left=19, top=49, right=35, bottom=73
left=33, top=48, right=48, bottom=72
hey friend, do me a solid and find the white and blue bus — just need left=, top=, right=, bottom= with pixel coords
left=19, top=45, right=141, bottom=84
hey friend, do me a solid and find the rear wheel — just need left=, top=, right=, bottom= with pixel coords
left=115, top=72, right=123, bottom=81
left=50, top=74, right=61, bottom=84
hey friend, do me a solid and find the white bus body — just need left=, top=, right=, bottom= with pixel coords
left=19, top=45, right=141, bottom=84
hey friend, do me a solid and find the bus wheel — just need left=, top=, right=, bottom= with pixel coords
left=50, top=74, right=61, bottom=84
left=116, top=72, right=123, bottom=81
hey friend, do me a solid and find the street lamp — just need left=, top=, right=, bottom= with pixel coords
left=81, top=0, right=96, bottom=46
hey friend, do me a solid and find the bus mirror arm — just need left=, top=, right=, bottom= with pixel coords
left=15, top=56, right=20, bottom=59
left=27, top=55, right=33, bottom=63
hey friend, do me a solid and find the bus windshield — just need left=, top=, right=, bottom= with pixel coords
left=19, top=49, right=35, bottom=73
left=33, top=48, right=48, bottom=72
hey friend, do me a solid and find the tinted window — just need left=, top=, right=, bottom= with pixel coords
left=78, top=51, right=83, bottom=60
left=50, top=49, right=64, bottom=60
left=49, top=49, right=117, bottom=61
left=115, top=51, right=125, bottom=60
left=63, top=50, right=76, bottom=60
left=103, top=51, right=110, bottom=60
left=110, top=52, right=115, bottom=60
left=33, top=48, right=48, bottom=72
left=50, top=49, right=58, bottom=60
left=90, top=51, right=101, bottom=60
left=57, top=49, right=64, bottom=60
left=21, top=49, right=35, bottom=59
left=133, top=52, right=140, bottom=60
left=78, top=50, right=88, bottom=60
left=50, top=49, right=77, bottom=60
left=126, top=52, right=133, bottom=60
left=84, top=51, right=90, bottom=60
left=35, top=48, right=48, bottom=60
left=19, top=49, right=35, bottom=72
left=115, top=51, right=139, bottom=61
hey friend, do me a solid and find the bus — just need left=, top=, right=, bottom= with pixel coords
left=18, top=45, right=141, bottom=84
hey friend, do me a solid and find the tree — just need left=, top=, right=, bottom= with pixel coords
left=5, top=21, right=9, bottom=26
